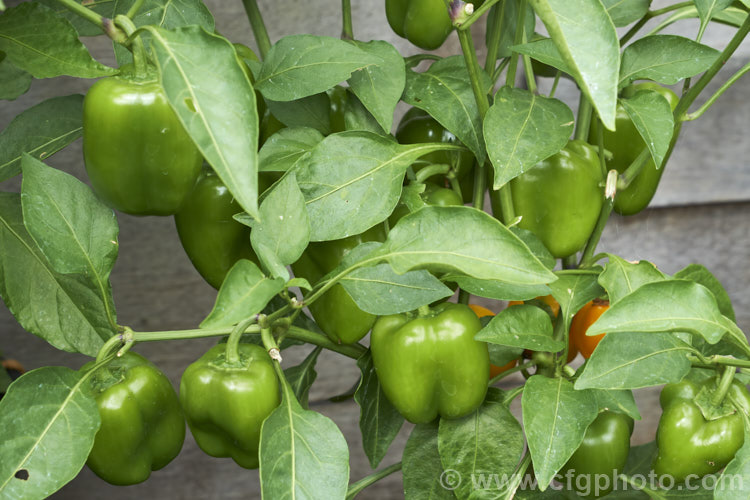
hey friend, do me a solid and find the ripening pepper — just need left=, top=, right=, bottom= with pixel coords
left=569, top=299, right=609, bottom=359
left=291, top=225, right=385, bottom=344
left=562, top=411, right=634, bottom=499
left=386, top=0, right=452, bottom=50
left=589, top=82, right=679, bottom=215
left=180, top=343, right=280, bottom=469
left=494, top=140, right=604, bottom=258
left=371, top=303, right=490, bottom=423
left=84, top=352, right=185, bottom=485
left=82, top=68, right=202, bottom=216
left=654, top=377, right=750, bottom=481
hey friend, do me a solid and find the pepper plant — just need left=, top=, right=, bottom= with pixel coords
left=1, top=0, right=750, bottom=498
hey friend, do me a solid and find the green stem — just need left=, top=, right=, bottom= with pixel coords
left=549, top=71, right=561, bottom=98
left=617, top=148, right=650, bottom=190
left=458, top=289, right=470, bottom=304
left=95, top=334, right=125, bottom=364
left=241, top=0, right=272, bottom=59
left=555, top=268, right=601, bottom=275
left=520, top=23, right=536, bottom=94
left=287, top=326, right=367, bottom=359
left=489, top=360, right=536, bottom=385
left=596, top=117, right=607, bottom=178
left=260, top=324, right=278, bottom=351
left=125, top=0, right=146, bottom=19
left=483, top=0, right=505, bottom=73
left=341, top=0, right=354, bottom=40
left=54, top=0, right=127, bottom=43
left=505, top=0, right=527, bottom=87
left=225, top=316, right=258, bottom=364
left=457, top=30, right=490, bottom=118
left=579, top=170, right=617, bottom=268
left=574, top=94, right=593, bottom=141
left=415, top=163, right=450, bottom=183
left=505, top=385, right=524, bottom=403
left=418, top=305, right=431, bottom=317
left=114, top=15, right=147, bottom=77
left=684, top=60, right=750, bottom=122
left=491, top=58, right=510, bottom=85
left=712, top=366, right=737, bottom=407
left=346, top=462, right=403, bottom=499
left=689, top=355, right=750, bottom=370
left=458, top=0, right=503, bottom=30
left=619, top=1, right=694, bottom=45
left=562, top=255, right=577, bottom=269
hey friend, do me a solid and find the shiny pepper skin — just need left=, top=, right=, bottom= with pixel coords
left=590, top=82, right=679, bottom=216
left=82, top=71, right=202, bottom=216
left=180, top=343, right=280, bottom=469
left=291, top=225, right=386, bottom=344
left=497, top=140, right=604, bottom=258
left=371, top=303, right=490, bottom=423
left=468, top=304, right=518, bottom=378
left=385, top=0, right=452, bottom=50
left=389, top=184, right=463, bottom=227
left=654, top=377, right=750, bottom=481
left=562, top=411, right=634, bottom=498
left=84, top=352, right=185, bottom=485
left=570, top=299, right=609, bottom=359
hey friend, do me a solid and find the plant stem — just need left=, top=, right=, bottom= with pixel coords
left=346, top=462, right=403, bottom=499
left=489, top=360, right=536, bottom=385
left=95, top=334, right=125, bottom=364
left=684, top=60, right=750, bottom=121
left=689, top=355, right=750, bottom=370
left=549, top=71, right=561, bottom=98
left=114, top=15, right=147, bottom=77
left=241, top=0, right=272, bottom=59
left=458, top=289, right=470, bottom=304
left=54, top=0, right=127, bottom=42
left=483, top=0, right=505, bottom=73
left=505, top=0, right=527, bottom=87
left=225, top=316, right=257, bottom=364
left=617, top=148, right=650, bottom=190
left=125, top=0, right=146, bottom=19
left=341, top=0, right=354, bottom=40
left=712, top=366, right=737, bottom=407
left=459, top=0, right=503, bottom=30
left=457, top=30, right=490, bottom=118
left=579, top=170, right=617, bottom=268
left=574, top=93, right=592, bottom=141
left=562, top=255, right=577, bottom=269
left=415, top=163, right=450, bottom=183
left=520, top=24, right=536, bottom=94
left=555, top=269, right=601, bottom=275
left=619, top=2, right=693, bottom=45
left=287, top=326, right=367, bottom=359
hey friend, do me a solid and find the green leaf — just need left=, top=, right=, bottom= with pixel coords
left=0, top=55, right=30, bottom=100
left=548, top=272, right=604, bottom=331
left=0, top=2, right=114, bottom=78
left=574, top=332, right=693, bottom=390
left=250, top=173, right=310, bottom=280
left=603, top=0, right=651, bottom=26
left=648, top=5, right=747, bottom=33
left=402, top=422, right=456, bottom=500
left=598, top=254, right=668, bottom=305
left=201, top=260, right=284, bottom=328
left=0, top=95, right=84, bottom=182
left=354, top=351, right=404, bottom=469
left=266, top=93, right=333, bottom=135
left=511, top=226, right=557, bottom=270
left=347, top=40, right=405, bottom=134
left=512, top=37, right=573, bottom=76
left=0, top=193, right=113, bottom=356
left=587, top=280, right=736, bottom=344
left=591, top=389, right=642, bottom=420
left=715, top=437, right=750, bottom=499
left=529, top=0, right=620, bottom=129
left=259, top=375, right=349, bottom=499
left=283, top=346, right=321, bottom=409
left=620, top=90, right=675, bottom=169
left=486, top=0, right=536, bottom=59
left=34, top=0, right=115, bottom=37
left=522, top=375, right=598, bottom=490
left=255, top=34, right=380, bottom=101
left=440, top=275, right=551, bottom=301
left=694, top=0, right=734, bottom=34
left=343, top=90, right=385, bottom=134
left=674, top=263, right=736, bottom=322
left=146, top=26, right=259, bottom=219
left=0, top=367, right=100, bottom=500
left=403, top=56, right=489, bottom=164
left=485, top=86, right=574, bottom=188
left=438, top=388, right=525, bottom=500
left=475, top=304, right=563, bottom=352
left=259, top=127, right=324, bottom=172
left=377, top=206, right=557, bottom=285
left=619, top=35, right=719, bottom=88
left=296, top=131, right=447, bottom=241
left=21, top=155, right=118, bottom=280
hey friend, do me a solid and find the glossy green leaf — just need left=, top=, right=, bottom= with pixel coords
left=548, top=272, right=604, bottom=331
left=255, top=35, right=380, bottom=101
left=695, top=0, right=734, bottom=36
left=0, top=55, right=30, bottom=100
left=146, top=26, right=260, bottom=219
left=0, top=367, right=100, bottom=500
left=511, top=37, right=573, bottom=75
left=0, top=95, right=84, bottom=182
left=438, top=388, right=525, bottom=500
left=511, top=226, right=557, bottom=270
left=715, top=438, right=750, bottom=499
left=259, top=375, right=349, bottom=499
left=485, top=86, right=574, bottom=188
left=259, top=127, right=324, bottom=173
left=619, top=35, right=719, bottom=87
left=620, top=91, right=674, bottom=169
left=574, top=332, right=693, bottom=390
left=343, top=90, right=384, bottom=134
left=603, top=0, right=651, bottom=26
left=591, top=389, right=642, bottom=420
left=251, top=173, right=310, bottom=280
left=475, top=304, right=563, bottom=352
left=648, top=6, right=747, bottom=33
left=441, top=275, right=551, bottom=301
left=529, top=0, right=620, bottom=129
left=522, top=375, right=598, bottom=490
left=34, top=0, right=115, bottom=37
left=0, top=3, right=114, bottom=78
left=283, top=346, right=321, bottom=409
left=0, top=193, right=113, bottom=356
left=347, top=40, right=405, bottom=133
left=598, top=254, right=668, bottom=305
left=377, top=206, right=557, bottom=285
left=674, top=264, right=736, bottom=322
left=201, top=260, right=284, bottom=328
left=354, top=351, right=404, bottom=469
left=266, top=93, right=332, bottom=135
left=403, top=56, right=489, bottom=164
left=402, top=422, right=456, bottom=500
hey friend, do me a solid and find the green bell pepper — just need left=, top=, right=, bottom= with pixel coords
left=84, top=352, right=185, bottom=485
left=654, top=376, right=750, bottom=481
left=180, top=343, right=280, bottom=469
left=589, top=82, right=679, bottom=216
left=494, top=139, right=603, bottom=258
left=562, top=411, right=634, bottom=498
left=370, top=303, right=489, bottom=423
left=291, top=225, right=385, bottom=344
left=389, top=184, right=463, bottom=227
left=385, top=0, right=452, bottom=50
left=82, top=68, right=203, bottom=216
